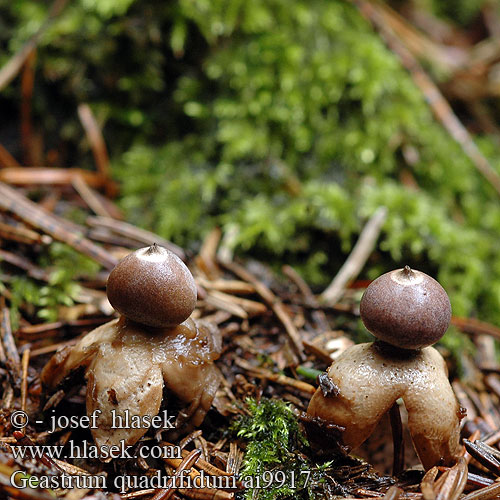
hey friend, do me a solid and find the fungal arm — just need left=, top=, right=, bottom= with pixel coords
left=159, top=319, right=223, bottom=430
left=307, top=343, right=400, bottom=449
left=41, top=319, right=119, bottom=390
left=403, top=347, right=462, bottom=469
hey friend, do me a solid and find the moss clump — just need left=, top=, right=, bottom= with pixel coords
left=232, top=398, right=313, bottom=500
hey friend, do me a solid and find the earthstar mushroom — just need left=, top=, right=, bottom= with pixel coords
left=41, top=244, right=222, bottom=454
left=307, top=266, right=463, bottom=470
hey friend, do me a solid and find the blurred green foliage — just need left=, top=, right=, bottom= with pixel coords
left=423, top=0, right=487, bottom=25
left=439, top=326, right=476, bottom=377
left=1, top=243, right=99, bottom=326
left=1, top=0, right=500, bottom=326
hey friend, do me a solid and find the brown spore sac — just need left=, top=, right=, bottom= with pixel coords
left=359, top=266, right=451, bottom=350
left=107, top=244, right=197, bottom=328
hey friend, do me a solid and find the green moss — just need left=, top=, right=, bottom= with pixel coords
left=2, top=243, right=99, bottom=326
left=232, top=398, right=312, bottom=500
left=233, top=398, right=353, bottom=499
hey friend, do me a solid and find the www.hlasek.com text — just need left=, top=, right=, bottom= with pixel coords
left=10, top=440, right=182, bottom=461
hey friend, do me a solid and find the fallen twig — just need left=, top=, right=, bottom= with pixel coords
left=0, top=167, right=110, bottom=188
left=12, top=431, right=65, bottom=473
left=0, top=181, right=117, bottom=269
left=421, top=467, right=439, bottom=500
left=1, top=303, right=21, bottom=380
left=21, top=50, right=37, bottom=166
left=235, top=357, right=316, bottom=395
left=463, top=439, right=500, bottom=476
left=0, top=143, right=21, bottom=168
left=451, top=317, right=500, bottom=342
left=220, top=260, right=305, bottom=360
left=0, top=249, right=50, bottom=281
left=77, top=103, right=112, bottom=195
left=368, top=0, right=467, bottom=73
left=151, top=449, right=202, bottom=500
left=161, top=442, right=234, bottom=478
left=320, top=207, right=387, bottom=305
left=196, top=278, right=256, bottom=295
left=0, top=220, right=51, bottom=245
left=282, top=264, right=330, bottom=333
left=86, top=215, right=185, bottom=260
left=226, top=442, right=243, bottom=476
left=72, top=174, right=114, bottom=218
left=207, top=290, right=267, bottom=317
left=461, top=480, right=500, bottom=500
left=196, top=228, right=223, bottom=280
left=204, top=293, right=248, bottom=319
left=20, top=349, right=29, bottom=413
left=434, top=458, right=467, bottom=500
